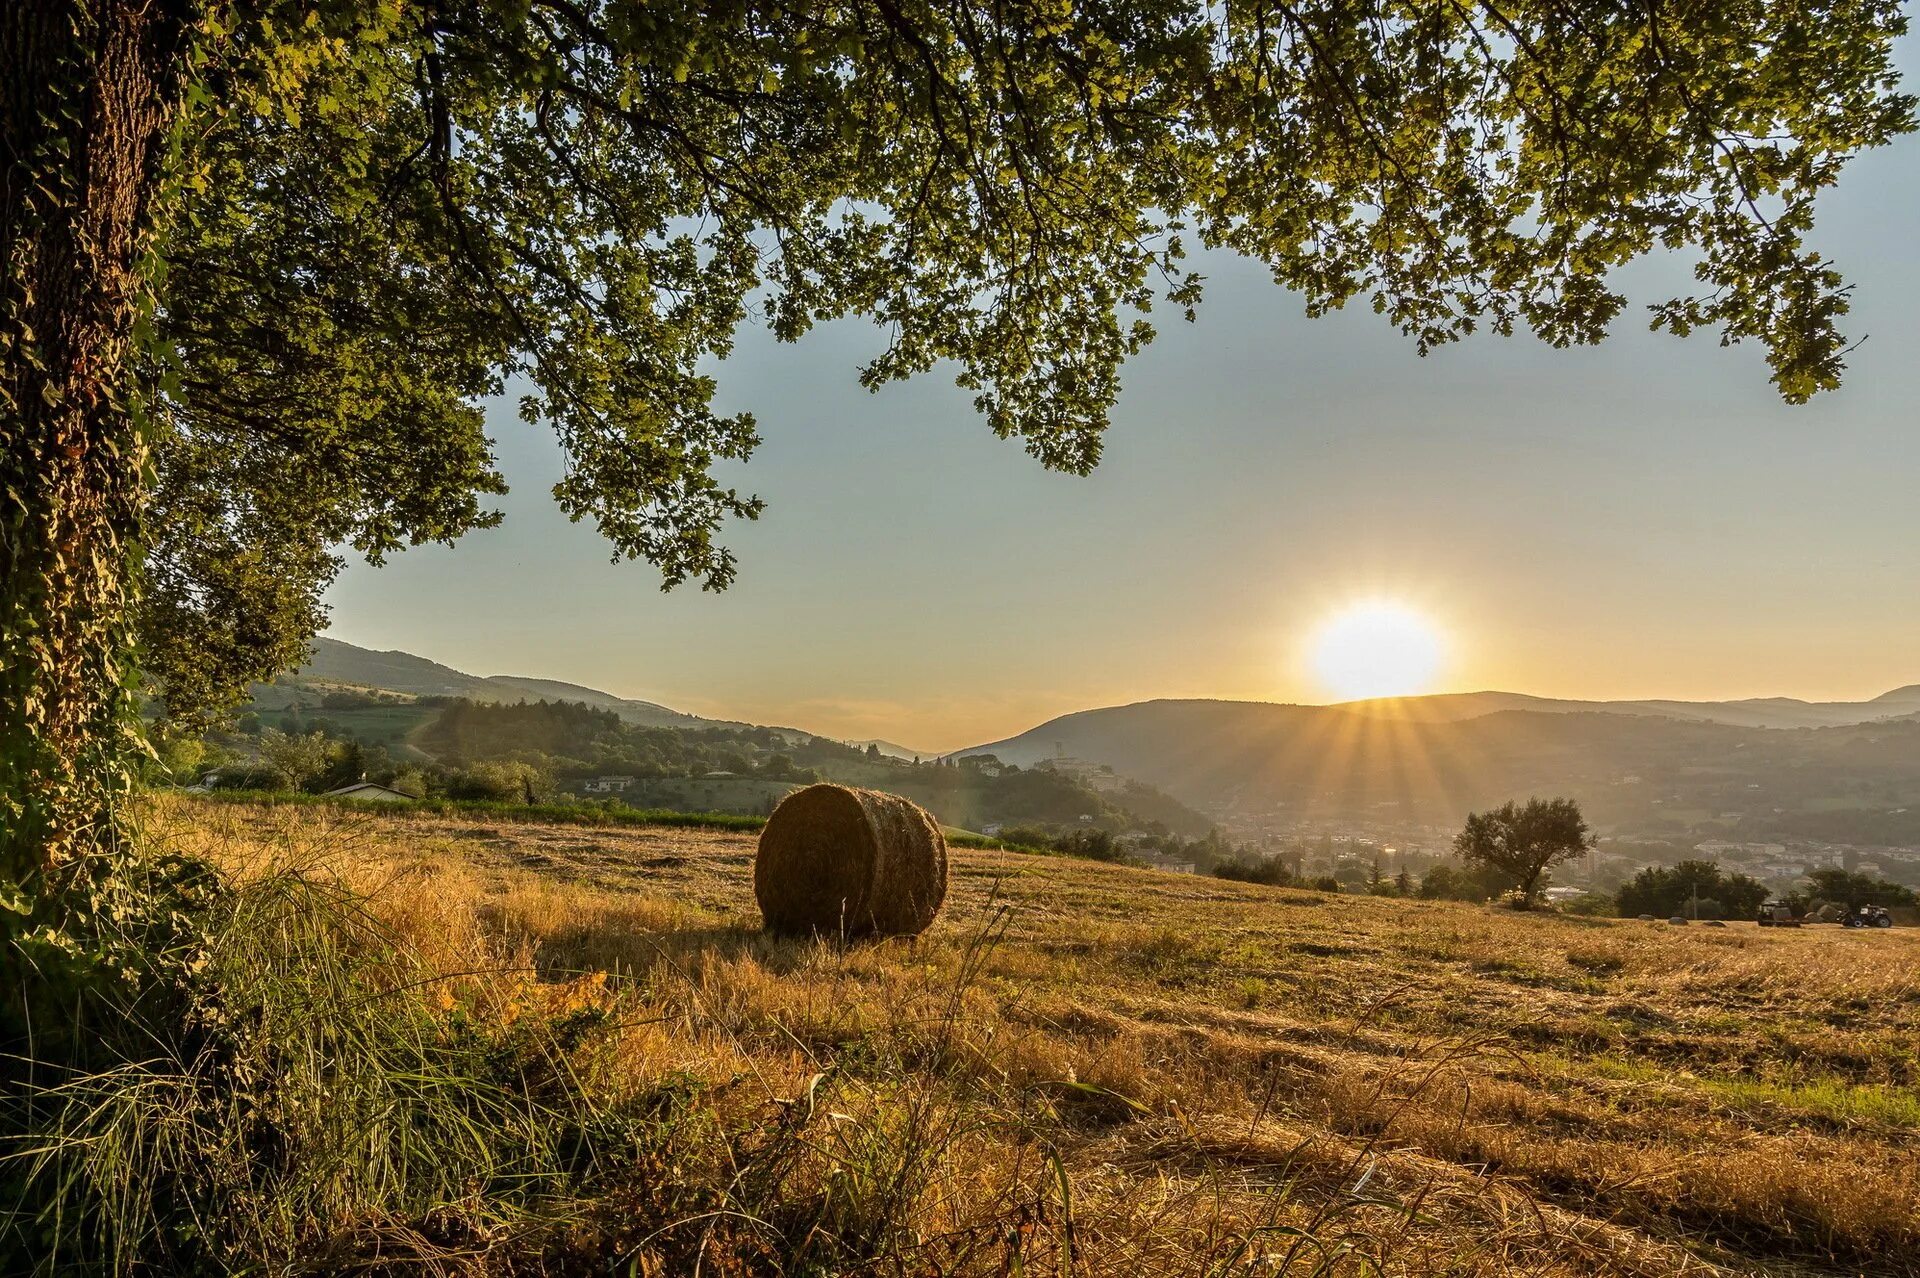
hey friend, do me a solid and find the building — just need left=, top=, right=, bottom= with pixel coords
left=583, top=775, right=636, bottom=793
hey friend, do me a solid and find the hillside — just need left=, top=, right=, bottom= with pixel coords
left=285, top=639, right=1920, bottom=844
left=295, top=637, right=715, bottom=729
left=959, top=699, right=1920, bottom=842
left=155, top=797, right=1920, bottom=1276
left=242, top=680, right=1215, bottom=838
left=1334, top=686, right=1920, bottom=729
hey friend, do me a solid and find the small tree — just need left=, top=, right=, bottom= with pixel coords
left=256, top=729, right=333, bottom=793
left=1453, top=798, right=1593, bottom=909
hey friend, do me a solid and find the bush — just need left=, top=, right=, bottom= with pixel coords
left=1052, top=828, right=1122, bottom=862
left=1213, top=855, right=1295, bottom=887
left=209, top=763, right=289, bottom=791
left=388, top=766, right=430, bottom=798
left=445, top=761, right=551, bottom=803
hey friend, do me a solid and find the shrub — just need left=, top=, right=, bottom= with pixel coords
left=209, top=763, right=289, bottom=791
left=445, top=760, right=551, bottom=803
left=1212, top=855, right=1295, bottom=887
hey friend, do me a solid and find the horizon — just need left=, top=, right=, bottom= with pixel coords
left=309, top=633, right=1920, bottom=756
left=321, top=41, right=1920, bottom=750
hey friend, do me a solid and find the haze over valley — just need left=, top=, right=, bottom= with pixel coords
left=268, top=637, right=1920, bottom=894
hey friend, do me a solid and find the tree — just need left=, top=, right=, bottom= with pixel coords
left=1803, top=868, right=1916, bottom=910
left=256, top=729, right=334, bottom=794
left=1053, top=827, right=1120, bottom=863
left=444, top=761, right=551, bottom=804
left=4, top=1, right=1913, bottom=912
left=1617, top=860, right=1769, bottom=919
left=1417, top=860, right=1518, bottom=903
left=1453, top=798, right=1593, bottom=908
left=1213, top=854, right=1294, bottom=887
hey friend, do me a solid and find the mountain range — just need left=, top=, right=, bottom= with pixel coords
left=953, top=695, right=1920, bottom=841
left=295, top=637, right=1920, bottom=842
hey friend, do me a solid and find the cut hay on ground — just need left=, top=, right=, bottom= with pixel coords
left=754, top=783, right=947, bottom=937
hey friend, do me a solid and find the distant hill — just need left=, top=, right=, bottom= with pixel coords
left=846, top=738, right=936, bottom=762
left=266, top=638, right=1212, bottom=836
left=1334, top=686, right=1920, bottom=729
left=291, top=637, right=1920, bottom=843
left=957, top=696, right=1920, bottom=841
left=295, top=637, right=717, bottom=730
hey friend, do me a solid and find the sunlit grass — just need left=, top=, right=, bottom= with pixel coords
left=15, top=793, right=1915, bottom=1275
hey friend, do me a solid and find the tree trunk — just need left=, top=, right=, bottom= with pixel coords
left=1, top=0, right=192, bottom=907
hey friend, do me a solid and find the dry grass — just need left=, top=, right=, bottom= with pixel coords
left=150, top=796, right=1920, bottom=1276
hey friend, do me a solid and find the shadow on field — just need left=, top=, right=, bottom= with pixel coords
left=526, top=919, right=916, bottom=981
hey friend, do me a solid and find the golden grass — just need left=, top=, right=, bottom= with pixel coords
left=150, top=796, right=1920, bottom=1276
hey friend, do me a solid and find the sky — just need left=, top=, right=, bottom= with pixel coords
left=324, top=65, right=1920, bottom=753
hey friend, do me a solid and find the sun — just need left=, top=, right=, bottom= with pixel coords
left=1309, top=600, right=1445, bottom=701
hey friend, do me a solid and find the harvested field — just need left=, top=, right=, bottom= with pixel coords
left=154, top=796, right=1920, bottom=1276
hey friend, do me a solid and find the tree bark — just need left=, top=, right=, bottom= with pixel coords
left=1, top=0, right=193, bottom=904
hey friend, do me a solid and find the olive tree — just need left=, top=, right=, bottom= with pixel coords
left=1454, top=796, right=1594, bottom=907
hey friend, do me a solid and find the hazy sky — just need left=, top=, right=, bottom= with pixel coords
left=325, top=62, right=1920, bottom=752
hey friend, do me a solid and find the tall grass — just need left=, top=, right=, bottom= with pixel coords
left=0, top=864, right=668, bottom=1272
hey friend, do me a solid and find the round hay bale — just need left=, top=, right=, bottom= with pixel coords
left=755, top=784, right=947, bottom=937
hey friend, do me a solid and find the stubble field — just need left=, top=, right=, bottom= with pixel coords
left=149, top=797, right=1920, bottom=1276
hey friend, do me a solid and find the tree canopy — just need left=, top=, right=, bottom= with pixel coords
left=1802, top=867, right=1916, bottom=909
left=1617, top=859, right=1769, bottom=918
left=136, top=0, right=1915, bottom=726
left=3, top=0, right=1914, bottom=889
left=1453, top=796, right=1592, bottom=905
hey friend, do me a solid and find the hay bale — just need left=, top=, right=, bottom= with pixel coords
left=755, top=784, right=947, bottom=937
